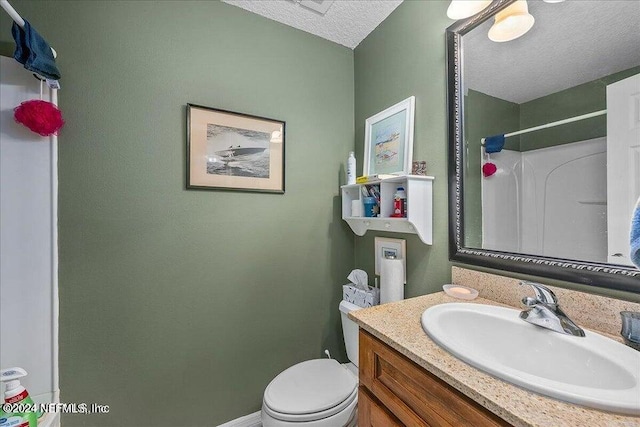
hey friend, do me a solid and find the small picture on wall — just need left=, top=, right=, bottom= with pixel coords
left=187, top=104, right=285, bottom=193
left=374, top=237, right=407, bottom=284
left=364, top=96, right=415, bottom=176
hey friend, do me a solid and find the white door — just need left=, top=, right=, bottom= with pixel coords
left=607, top=74, right=640, bottom=265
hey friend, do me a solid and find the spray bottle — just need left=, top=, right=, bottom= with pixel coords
left=0, top=368, right=38, bottom=427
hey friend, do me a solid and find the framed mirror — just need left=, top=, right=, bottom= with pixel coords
left=447, top=0, right=640, bottom=292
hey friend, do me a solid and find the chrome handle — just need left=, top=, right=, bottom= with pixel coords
left=520, top=281, right=558, bottom=305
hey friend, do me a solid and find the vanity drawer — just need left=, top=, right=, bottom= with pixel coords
left=359, top=330, right=511, bottom=427
left=359, top=386, right=403, bottom=426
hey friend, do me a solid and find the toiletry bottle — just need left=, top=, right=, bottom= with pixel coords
left=392, top=187, right=407, bottom=218
left=0, top=367, right=39, bottom=427
left=346, top=152, right=356, bottom=185
left=363, top=197, right=376, bottom=218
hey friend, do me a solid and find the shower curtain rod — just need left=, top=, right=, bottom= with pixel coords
left=0, top=0, right=25, bottom=28
left=0, top=0, right=57, bottom=58
left=481, top=109, right=607, bottom=144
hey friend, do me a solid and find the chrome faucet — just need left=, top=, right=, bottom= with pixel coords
left=519, top=281, right=585, bottom=337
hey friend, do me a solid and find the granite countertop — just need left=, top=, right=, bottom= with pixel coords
left=349, top=292, right=640, bottom=427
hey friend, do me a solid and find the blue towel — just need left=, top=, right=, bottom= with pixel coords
left=484, top=134, right=505, bottom=154
left=631, top=197, right=640, bottom=268
left=12, top=20, right=61, bottom=81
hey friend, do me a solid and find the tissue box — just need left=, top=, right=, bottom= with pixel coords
left=342, top=284, right=380, bottom=308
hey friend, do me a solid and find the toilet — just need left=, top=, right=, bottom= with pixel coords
left=261, top=300, right=361, bottom=427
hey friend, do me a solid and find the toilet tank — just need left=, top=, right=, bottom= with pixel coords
left=339, top=300, right=362, bottom=366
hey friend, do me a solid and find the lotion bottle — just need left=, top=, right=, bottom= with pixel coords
left=346, top=152, right=356, bottom=185
left=391, top=187, right=407, bottom=218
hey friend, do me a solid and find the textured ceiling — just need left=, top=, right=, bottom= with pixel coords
left=222, top=0, right=403, bottom=49
left=464, top=0, right=640, bottom=104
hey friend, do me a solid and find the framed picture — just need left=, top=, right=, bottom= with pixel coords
left=363, top=96, right=415, bottom=176
left=186, top=104, right=285, bottom=193
left=374, top=237, right=406, bottom=284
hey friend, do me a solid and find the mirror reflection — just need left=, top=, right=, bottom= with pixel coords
left=462, top=0, right=640, bottom=267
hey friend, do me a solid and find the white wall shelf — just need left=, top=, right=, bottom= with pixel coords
left=341, top=175, right=434, bottom=244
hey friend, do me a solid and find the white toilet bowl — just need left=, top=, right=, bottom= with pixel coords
left=261, top=359, right=358, bottom=427
left=261, top=301, right=362, bottom=427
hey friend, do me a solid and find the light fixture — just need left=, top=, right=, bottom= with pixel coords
left=446, top=0, right=492, bottom=20
left=542, top=0, right=564, bottom=3
left=488, top=0, right=535, bottom=42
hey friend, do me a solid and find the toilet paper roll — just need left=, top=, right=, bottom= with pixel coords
left=351, top=200, right=362, bottom=217
left=380, top=257, right=404, bottom=303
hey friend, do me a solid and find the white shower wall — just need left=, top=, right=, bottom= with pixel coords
left=0, top=56, right=59, bottom=408
left=482, top=138, right=607, bottom=263
left=481, top=149, right=521, bottom=253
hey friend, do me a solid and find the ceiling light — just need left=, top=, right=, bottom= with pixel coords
left=447, top=0, right=492, bottom=20
left=542, top=0, right=565, bottom=3
left=488, top=0, right=535, bottom=42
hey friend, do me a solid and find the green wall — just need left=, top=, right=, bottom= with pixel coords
left=354, top=1, right=452, bottom=297
left=0, top=2, right=354, bottom=426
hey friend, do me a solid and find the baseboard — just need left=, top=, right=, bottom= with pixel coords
left=217, top=410, right=262, bottom=427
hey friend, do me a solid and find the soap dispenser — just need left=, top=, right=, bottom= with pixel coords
left=0, top=367, right=39, bottom=426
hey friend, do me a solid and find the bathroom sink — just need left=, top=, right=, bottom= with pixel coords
left=421, top=303, right=640, bottom=415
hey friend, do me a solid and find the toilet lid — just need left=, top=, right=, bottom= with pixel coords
left=264, top=359, right=357, bottom=416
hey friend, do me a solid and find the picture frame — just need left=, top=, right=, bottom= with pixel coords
left=186, top=104, right=285, bottom=193
left=363, top=96, right=415, bottom=176
left=374, top=237, right=407, bottom=284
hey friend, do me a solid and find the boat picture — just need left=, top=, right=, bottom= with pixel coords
left=206, top=123, right=271, bottom=178
left=187, top=104, right=285, bottom=192
left=214, top=146, right=267, bottom=163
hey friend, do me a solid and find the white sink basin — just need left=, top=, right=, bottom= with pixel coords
left=421, top=303, right=640, bottom=415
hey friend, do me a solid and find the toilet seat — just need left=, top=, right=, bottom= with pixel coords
left=263, top=387, right=357, bottom=422
left=263, top=359, right=358, bottom=423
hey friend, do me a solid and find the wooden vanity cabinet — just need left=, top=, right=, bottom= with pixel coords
left=359, top=386, right=403, bottom=426
left=358, top=330, right=511, bottom=427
